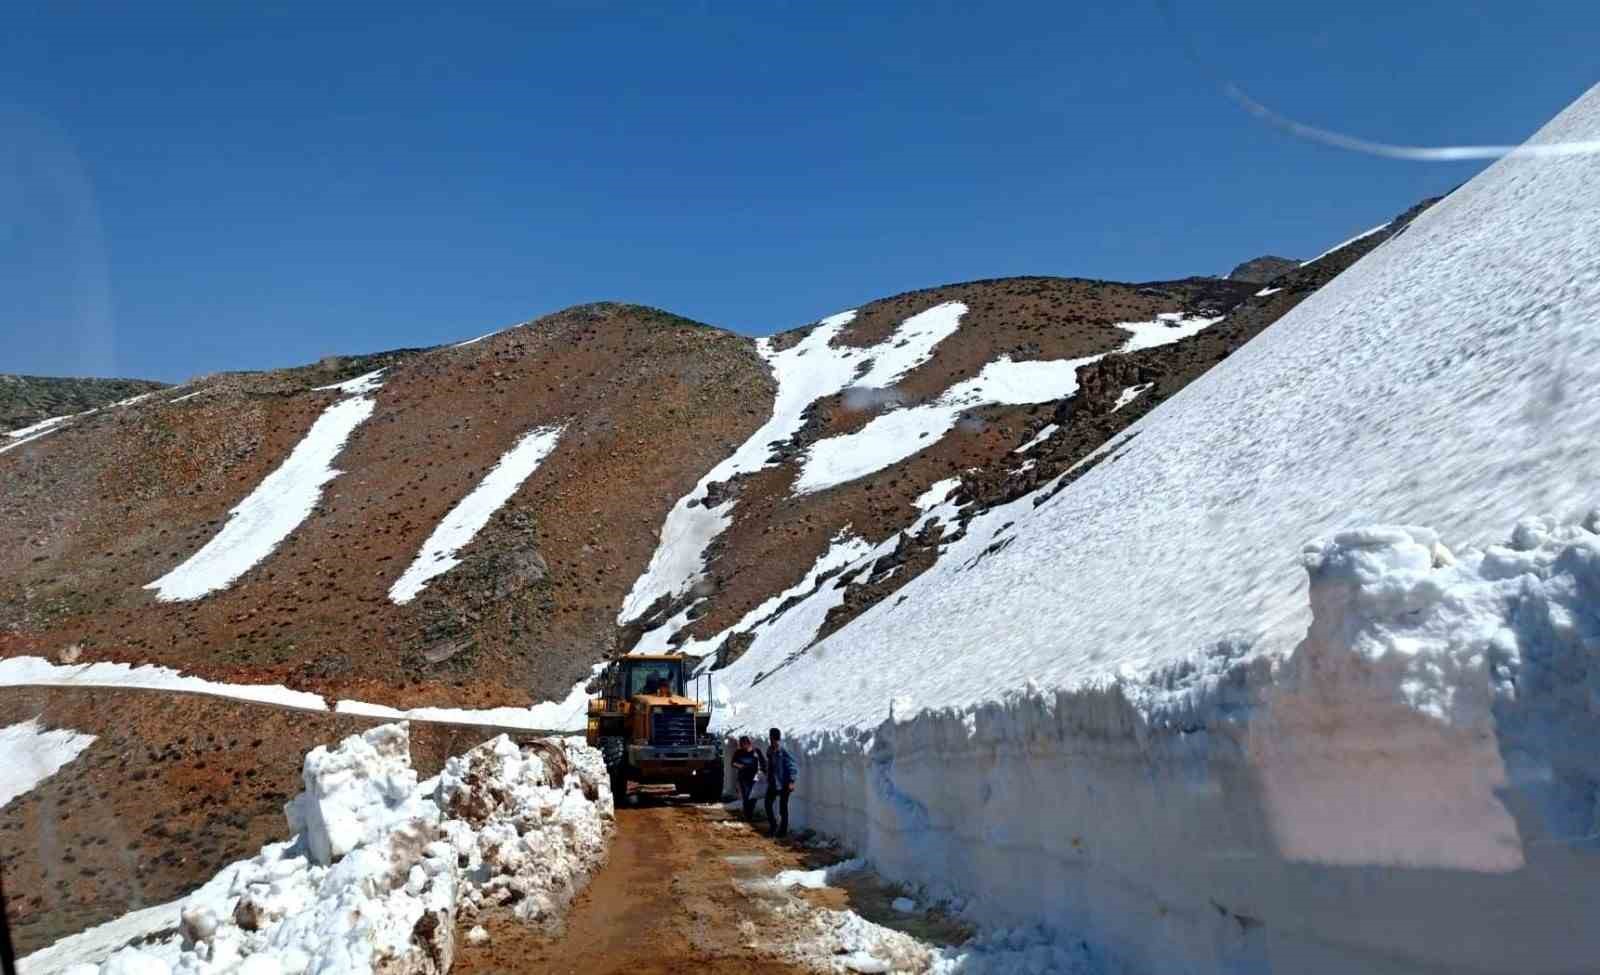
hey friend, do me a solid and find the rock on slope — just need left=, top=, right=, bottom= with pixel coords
left=710, top=85, right=1600, bottom=974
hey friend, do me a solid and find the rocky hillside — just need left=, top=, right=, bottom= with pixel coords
left=0, top=375, right=170, bottom=431
left=0, top=203, right=1433, bottom=715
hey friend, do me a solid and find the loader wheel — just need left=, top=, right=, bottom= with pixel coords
left=609, top=763, right=628, bottom=804
left=692, top=768, right=725, bottom=803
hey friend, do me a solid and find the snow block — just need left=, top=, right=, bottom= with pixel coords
left=284, top=722, right=421, bottom=866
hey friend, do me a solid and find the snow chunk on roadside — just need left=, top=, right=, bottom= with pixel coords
left=0, top=718, right=95, bottom=807
left=389, top=424, right=564, bottom=604
left=284, top=723, right=424, bottom=866
left=774, top=857, right=864, bottom=890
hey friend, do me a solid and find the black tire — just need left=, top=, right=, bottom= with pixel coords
left=609, top=763, right=628, bottom=804
left=692, top=767, right=725, bottom=803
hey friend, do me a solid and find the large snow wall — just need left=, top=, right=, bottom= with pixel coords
left=721, top=85, right=1600, bottom=974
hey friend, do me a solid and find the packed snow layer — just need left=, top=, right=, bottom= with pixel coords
left=713, top=85, right=1600, bottom=973
left=145, top=380, right=381, bottom=601
left=619, top=303, right=968, bottom=630
left=0, top=718, right=96, bottom=807
left=47, top=724, right=612, bottom=975
left=0, top=656, right=590, bottom=732
left=389, top=425, right=563, bottom=604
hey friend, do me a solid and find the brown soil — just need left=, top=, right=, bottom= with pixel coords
left=454, top=796, right=950, bottom=975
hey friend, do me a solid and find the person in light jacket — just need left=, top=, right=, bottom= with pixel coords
left=764, top=727, right=797, bottom=838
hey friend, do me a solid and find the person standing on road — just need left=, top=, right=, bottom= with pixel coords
left=764, top=727, right=797, bottom=838
left=730, top=735, right=766, bottom=821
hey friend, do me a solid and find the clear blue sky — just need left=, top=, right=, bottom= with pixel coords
left=4, top=2, right=1596, bottom=382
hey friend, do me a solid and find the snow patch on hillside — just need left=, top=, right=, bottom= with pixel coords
left=620, top=303, right=970, bottom=637
left=1012, top=423, right=1058, bottom=453
left=1113, top=312, right=1223, bottom=353
left=145, top=378, right=382, bottom=601
left=0, top=718, right=96, bottom=807
left=36, top=724, right=612, bottom=975
left=389, top=424, right=563, bottom=604
left=0, top=656, right=591, bottom=732
left=311, top=369, right=384, bottom=396
left=796, top=354, right=1103, bottom=493
left=1111, top=382, right=1152, bottom=412
left=795, top=312, right=1218, bottom=494
left=1301, top=221, right=1391, bottom=267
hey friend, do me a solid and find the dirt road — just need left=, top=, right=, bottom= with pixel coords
left=452, top=793, right=965, bottom=975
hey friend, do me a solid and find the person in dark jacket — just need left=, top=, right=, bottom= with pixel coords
left=764, top=727, right=797, bottom=838
left=729, top=735, right=766, bottom=821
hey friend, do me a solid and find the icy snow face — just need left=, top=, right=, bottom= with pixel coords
left=69, top=725, right=612, bottom=975
left=0, top=718, right=95, bottom=807
left=145, top=378, right=382, bottom=601
left=619, top=303, right=969, bottom=638
left=389, top=424, right=563, bottom=604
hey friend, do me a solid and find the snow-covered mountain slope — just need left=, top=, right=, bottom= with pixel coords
left=707, top=85, right=1600, bottom=974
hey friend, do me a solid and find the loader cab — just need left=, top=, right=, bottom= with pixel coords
left=623, top=657, right=686, bottom=698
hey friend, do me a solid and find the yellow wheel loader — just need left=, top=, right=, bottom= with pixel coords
left=586, top=654, right=723, bottom=803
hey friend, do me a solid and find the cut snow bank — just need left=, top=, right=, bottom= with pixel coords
left=389, top=425, right=563, bottom=604
left=30, top=723, right=612, bottom=975
left=778, top=515, right=1600, bottom=974
left=0, top=718, right=95, bottom=807
left=145, top=376, right=383, bottom=601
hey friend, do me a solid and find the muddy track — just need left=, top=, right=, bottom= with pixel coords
left=454, top=795, right=831, bottom=974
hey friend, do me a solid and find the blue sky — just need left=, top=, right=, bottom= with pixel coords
left=3, top=2, right=1596, bottom=382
